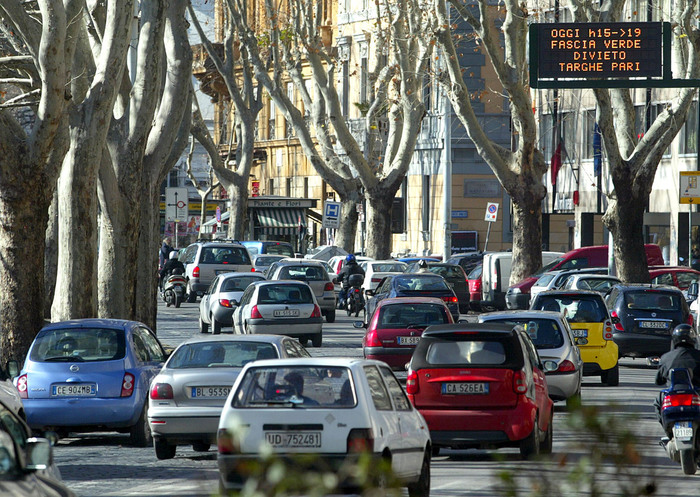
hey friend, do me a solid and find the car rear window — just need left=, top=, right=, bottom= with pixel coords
left=255, top=256, right=283, bottom=266
left=232, top=366, right=355, bottom=408
left=534, top=295, right=608, bottom=323
left=371, top=263, right=406, bottom=272
left=263, top=243, right=294, bottom=257
left=377, top=303, right=450, bottom=329
left=30, top=328, right=126, bottom=362
left=467, top=265, right=482, bottom=280
left=429, top=266, right=464, bottom=280
left=534, top=274, right=556, bottom=287
left=278, top=266, right=328, bottom=281
left=168, top=341, right=278, bottom=369
left=396, top=276, right=450, bottom=292
left=221, top=276, right=263, bottom=292
left=483, top=319, right=564, bottom=349
left=200, top=247, right=252, bottom=265
left=258, top=284, right=314, bottom=304
left=426, top=340, right=507, bottom=365
left=625, top=291, right=681, bottom=311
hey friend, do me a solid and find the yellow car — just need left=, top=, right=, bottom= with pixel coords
left=530, top=290, right=619, bottom=386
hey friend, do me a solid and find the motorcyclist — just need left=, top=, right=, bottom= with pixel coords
left=655, top=324, right=700, bottom=387
left=338, top=254, right=365, bottom=306
left=159, top=251, right=185, bottom=290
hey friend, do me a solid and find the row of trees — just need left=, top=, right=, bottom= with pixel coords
left=1, top=0, right=698, bottom=362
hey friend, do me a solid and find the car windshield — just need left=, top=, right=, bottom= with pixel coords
left=258, top=284, right=314, bottom=304
left=221, top=276, right=263, bottom=292
left=278, top=266, right=327, bottom=281
left=428, top=266, right=463, bottom=280
left=533, top=258, right=565, bottom=277
left=426, top=340, right=507, bottom=365
left=255, top=256, right=283, bottom=266
left=264, top=244, right=295, bottom=257
left=201, top=247, right=251, bottom=265
left=30, top=328, right=126, bottom=362
left=576, top=278, right=618, bottom=293
left=625, top=291, right=681, bottom=311
left=534, top=274, right=556, bottom=287
left=378, top=304, right=450, bottom=329
left=233, top=366, right=355, bottom=408
left=371, top=263, right=406, bottom=272
left=467, top=265, right=482, bottom=279
left=168, top=341, right=278, bottom=369
left=534, top=296, right=608, bottom=323
left=396, top=276, right=450, bottom=292
left=484, top=319, right=564, bottom=349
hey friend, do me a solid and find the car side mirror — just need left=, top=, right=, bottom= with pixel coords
left=542, top=360, right=558, bottom=373
left=6, top=360, right=19, bottom=379
left=353, top=321, right=366, bottom=329
left=365, top=289, right=374, bottom=296
left=689, top=282, right=699, bottom=301
left=25, top=438, right=52, bottom=471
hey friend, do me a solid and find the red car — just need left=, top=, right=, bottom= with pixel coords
left=358, top=297, right=454, bottom=370
left=406, top=323, right=555, bottom=459
left=649, top=266, right=700, bottom=292
left=467, top=264, right=483, bottom=312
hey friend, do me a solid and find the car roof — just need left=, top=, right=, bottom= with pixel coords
left=40, top=318, right=146, bottom=332
left=217, top=272, right=266, bottom=279
left=611, top=283, right=683, bottom=293
left=567, top=274, right=620, bottom=281
left=241, top=357, right=383, bottom=368
left=395, top=273, right=444, bottom=280
left=275, top=260, right=326, bottom=266
left=479, top=310, right=564, bottom=321
left=377, top=296, right=449, bottom=307
left=649, top=266, right=700, bottom=274
left=179, top=334, right=290, bottom=346
left=252, top=279, right=312, bottom=286
left=422, top=323, right=516, bottom=337
left=535, top=289, right=605, bottom=298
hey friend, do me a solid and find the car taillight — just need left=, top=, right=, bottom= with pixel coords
left=219, top=299, right=233, bottom=308
left=688, top=314, right=695, bottom=326
left=610, top=311, right=624, bottom=331
left=406, top=370, right=419, bottom=395
left=218, top=428, right=239, bottom=454
left=16, top=374, right=27, bottom=399
left=193, top=266, right=200, bottom=278
left=121, top=373, right=135, bottom=397
left=662, top=393, right=700, bottom=409
left=365, top=329, right=381, bottom=347
left=347, top=428, right=374, bottom=453
left=441, top=296, right=458, bottom=303
left=251, top=268, right=256, bottom=272
left=310, top=305, right=322, bottom=318
left=150, top=382, right=173, bottom=399
left=513, top=370, right=528, bottom=394
left=603, top=320, right=614, bottom=340
left=371, top=278, right=382, bottom=283
left=556, top=360, right=576, bottom=373
left=492, top=267, right=498, bottom=290
left=324, top=282, right=335, bottom=291
left=251, top=305, right=262, bottom=319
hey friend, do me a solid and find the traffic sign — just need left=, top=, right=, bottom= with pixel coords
left=165, top=187, right=189, bottom=221
left=680, top=172, right=700, bottom=204
left=484, top=202, right=499, bottom=222
left=323, top=201, right=341, bottom=229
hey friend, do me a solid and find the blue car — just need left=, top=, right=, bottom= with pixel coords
left=16, top=319, right=167, bottom=446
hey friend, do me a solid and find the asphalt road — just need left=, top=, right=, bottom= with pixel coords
left=52, top=301, right=700, bottom=497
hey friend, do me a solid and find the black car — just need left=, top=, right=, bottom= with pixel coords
left=604, top=284, right=693, bottom=358
left=365, top=273, right=460, bottom=323
left=405, top=262, right=470, bottom=314
left=446, top=252, right=488, bottom=274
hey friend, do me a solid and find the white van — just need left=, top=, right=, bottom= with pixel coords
left=481, top=251, right=563, bottom=310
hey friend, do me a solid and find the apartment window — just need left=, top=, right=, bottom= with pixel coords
left=540, top=113, right=554, bottom=163
left=268, top=98, right=276, bottom=140
left=423, top=72, right=432, bottom=111
left=303, top=177, right=309, bottom=198
left=286, top=178, right=292, bottom=197
left=341, top=60, right=349, bottom=116
left=268, top=178, right=274, bottom=195
left=360, top=45, right=369, bottom=106
left=581, top=110, right=596, bottom=160
left=422, top=175, right=430, bottom=233
left=286, top=82, right=295, bottom=138
left=681, top=101, right=698, bottom=155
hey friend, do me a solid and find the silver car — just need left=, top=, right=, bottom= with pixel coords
left=148, top=334, right=310, bottom=460
left=199, top=272, right=266, bottom=334
left=478, top=310, right=584, bottom=407
left=267, top=260, right=337, bottom=323
left=232, top=280, right=324, bottom=347
left=252, top=254, right=287, bottom=274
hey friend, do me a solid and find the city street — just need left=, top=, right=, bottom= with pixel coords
left=52, top=301, right=700, bottom=497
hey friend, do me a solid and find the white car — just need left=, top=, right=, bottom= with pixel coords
left=560, top=274, right=621, bottom=294
left=199, top=272, right=266, bottom=334
left=359, top=260, right=408, bottom=292
left=232, top=280, right=324, bottom=347
left=216, top=357, right=431, bottom=495
left=327, top=255, right=374, bottom=275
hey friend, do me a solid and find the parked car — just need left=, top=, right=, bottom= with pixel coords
left=252, top=254, right=288, bottom=273
left=605, top=284, right=694, bottom=359
left=466, top=264, right=483, bottom=312
left=148, top=334, right=310, bottom=460
left=477, top=310, right=583, bottom=407
left=266, top=260, right=337, bottom=322
left=199, top=272, right=267, bottom=334
left=217, top=357, right=431, bottom=495
left=239, top=240, right=295, bottom=258
left=365, top=273, right=460, bottom=323
left=179, top=241, right=254, bottom=303
left=359, top=260, right=408, bottom=292
left=560, top=274, right=621, bottom=294
left=0, top=398, right=75, bottom=496
left=406, top=323, right=554, bottom=459
left=649, top=266, right=700, bottom=295
left=0, top=361, right=23, bottom=419
left=530, top=290, right=620, bottom=386
left=530, top=267, right=609, bottom=302
left=445, top=251, right=488, bottom=274
left=17, top=319, right=167, bottom=446
left=405, top=262, right=470, bottom=314
left=358, top=297, right=454, bottom=370
left=232, top=280, right=324, bottom=347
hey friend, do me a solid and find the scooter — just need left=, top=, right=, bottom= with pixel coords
left=659, top=368, right=700, bottom=475
left=161, top=269, right=187, bottom=308
left=345, top=274, right=365, bottom=317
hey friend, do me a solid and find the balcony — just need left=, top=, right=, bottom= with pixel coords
left=192, top=43, right=228, bottom=101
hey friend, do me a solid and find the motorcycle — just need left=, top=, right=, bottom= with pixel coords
left=345, top=274, right=365, bottom=317
left=659, top=368, right=700, bottom=474
left=161, top=269, right=187, bottom=308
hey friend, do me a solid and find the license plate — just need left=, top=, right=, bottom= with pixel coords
left=265, top=431, right=321, bottom=448
left=273, top=309, right=300, bottom=317
left=441, top=382, right=489, bottom=394
left=674, top=422, right=694, bottom=441
left=571, top=329, right=588, bottom=338
left=191, top=386, right=231, bottom=398
left=398, top=336, right=421, bottom=345
left=52, top=384, right=96, bottom=396
left=640, top=321, right=668, bottom=329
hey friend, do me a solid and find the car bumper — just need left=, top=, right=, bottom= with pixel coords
left=579, top=342, right=619, bottom=373
left=613, top=332, right=672, bottom=358
left=248, top=318, right=323, bottom=336
left=505, top=292, right=530, bottom=310
left=24, top=396, right=143, bottom=430
left=363, top=347, right=414, bottom=370
left=211, top=306, right=235, bottom=324
left=149, top=406, right=222, bottom=444
left=189, top=279, right=208, bottom=294
left=317, top=296, right=337, bottom=312
left=545, top=370, right=581, bottom=401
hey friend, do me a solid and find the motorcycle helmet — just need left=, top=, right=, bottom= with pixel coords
left=169, top=251, right=179, bottom=260
left=672, top=324, right=697, bottom=349
left=345, top=254, right=356, bottom=264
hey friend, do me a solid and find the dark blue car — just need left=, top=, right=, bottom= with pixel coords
left=365, top=273, right=460, bottom=323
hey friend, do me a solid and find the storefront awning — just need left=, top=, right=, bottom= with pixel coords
left=255, top=208, right=306, bottom=235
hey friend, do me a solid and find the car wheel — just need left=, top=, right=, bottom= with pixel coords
left=186, top=284, right=197, bottom=303
left=199, top=317, right=209, bottom=334
left=192, top=441, right=210, bottom=452
left=212, top=318, right=222, bottom=335
left=407, top=449, right=431, bottom=497
left=154, top=439, right=176, bottom=460
left=326, top=309, right=336, bottom=323
left=601, top=364, right=620, bottom=386
left=519, top=416, right=540, bottom=460
left=129, top=403, right=152, bottom=448
left=299, top=337, right=309, bottom=347
left=540, top=413, right=553, bottom=454
left=312, top=334, right=322, bottom=348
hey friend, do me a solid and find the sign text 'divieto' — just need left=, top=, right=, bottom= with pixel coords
left=537, top=22, right=662, bottom=79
